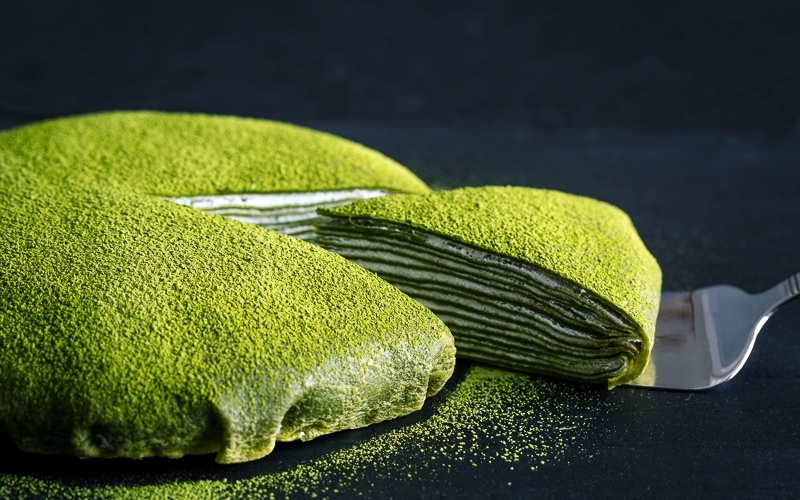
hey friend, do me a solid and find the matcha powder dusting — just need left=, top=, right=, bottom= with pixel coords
left=0, top=365, right=607, bottom=499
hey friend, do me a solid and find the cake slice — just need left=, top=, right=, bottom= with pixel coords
left=316, top=186, right=661, bottom=388
left=0, top=163, right=455, bottom=464
left=0, top=111, right=429, bottom=239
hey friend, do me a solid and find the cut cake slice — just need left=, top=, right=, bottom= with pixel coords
left=316, top=186, right=661, bottom=388
left=0, top=162, right=454, bottom=463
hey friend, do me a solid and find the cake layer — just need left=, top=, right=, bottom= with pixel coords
left=169, top=189, right=387, bottom=239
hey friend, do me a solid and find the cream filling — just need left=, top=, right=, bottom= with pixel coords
left=315, top=219, right=642, bottom=382
left=167, top=189, right=388, bottom=239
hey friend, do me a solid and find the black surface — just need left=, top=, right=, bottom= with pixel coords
left=1, top=1, right=799, bottom=498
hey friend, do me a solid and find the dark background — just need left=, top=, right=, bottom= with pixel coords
left=1, top=1, right=799, bottom=498
left=3, top=0, right=800, bottom=138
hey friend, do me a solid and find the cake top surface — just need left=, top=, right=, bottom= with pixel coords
left=0, top=110, right=430, bottom=196
left=321, top=185, right=662, bottom=342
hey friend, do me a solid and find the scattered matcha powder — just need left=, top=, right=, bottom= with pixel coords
left=0, top=365, right=606, bottom=499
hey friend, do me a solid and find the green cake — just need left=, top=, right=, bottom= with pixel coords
left=0, top=162, right=455, bottom=464
left=316, top=186, right=662, bottom=388
left=0, top=111, right=430, bottom=239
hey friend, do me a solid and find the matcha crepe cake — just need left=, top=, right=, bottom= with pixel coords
left=0, top=111, right=429, bottom=239
left=316, top=186, right=661, bottom=388
left=0, top=163, right=455, bottom=463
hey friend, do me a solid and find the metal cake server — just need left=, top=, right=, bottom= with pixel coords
left=627, top=273, right=800, bottom=390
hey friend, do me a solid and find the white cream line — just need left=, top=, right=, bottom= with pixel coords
left=167, top=189, right=388, bottom=210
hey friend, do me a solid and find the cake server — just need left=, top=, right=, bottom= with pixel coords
left=626, top=273, right=800, bottom=390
